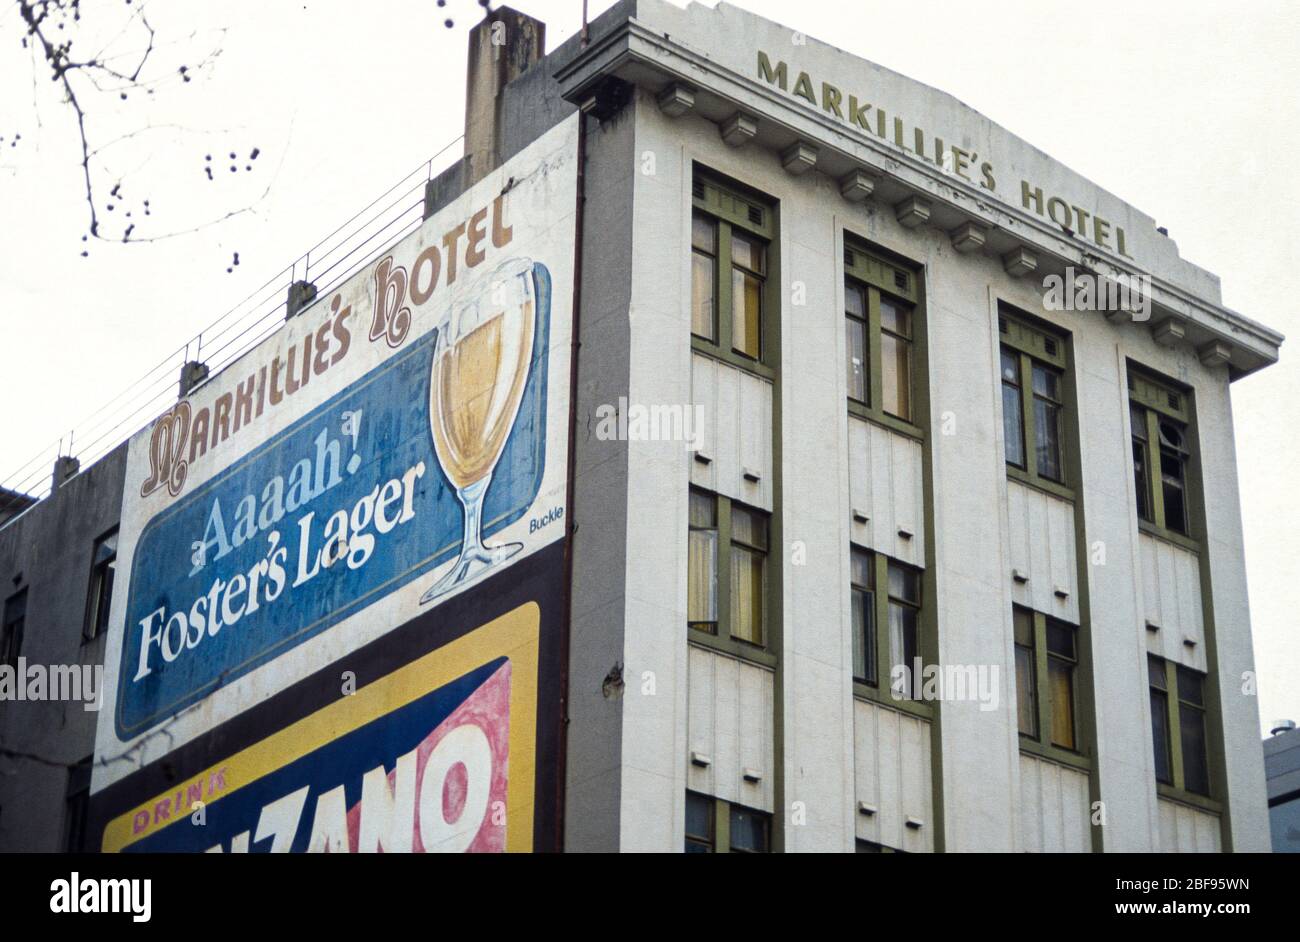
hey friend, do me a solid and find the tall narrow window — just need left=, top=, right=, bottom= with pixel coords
left=691, top=212, right=717, bottom=342
left=1, top=589, right=25, bottom=670
left=685, top=792, right=715, bottom=853
left=1013, top=607, right=1038, bottom=737
left=1149, top=656, right=1173, bottom=785
left=887, top=562, right=921, bottom=699
left=1032, top=362, right=1064, bottom=481
left=64, top=756, right=92, bottom=853
left=730, top=232, right=765, bottom=361
left=1159, top=420, right=1190, bottom=535
left=730, top=504, right=768, bottom=646
left=692, top=172, right=775, bottom=372
left=1046, top=618, right=1077, bottom=750
left=880, top=298, right=913, bottom=421
left=1177, top=666, right=1210, bottom=796
left=999, top=308, right=1070, bottom=491
left=1129, top=368, right=1195, bottom=540
left=850, top=548, right=876, bottom=685
left=1017, top=607, right=1084, bottom=759
left=1132, top=404, right=1152, bottom=523
left=687, top=490, right=718, bottom=634
left=84, top=529, right=117, bottom=643
left=844, top=242, right=921, bottom=431
left=845, top=283, right=868, bottom=404
left=1001, top=349, right=1024, bottom=468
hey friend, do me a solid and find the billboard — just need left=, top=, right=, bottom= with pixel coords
left=91, top=115, right=579, bottom=852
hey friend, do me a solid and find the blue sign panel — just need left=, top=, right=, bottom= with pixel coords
left=115, top=266, right=552, bottom=738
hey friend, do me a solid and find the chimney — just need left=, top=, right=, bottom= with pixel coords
left=463, top=7, right=545, bottom=187
left=52, top=455, right=80, bottom=492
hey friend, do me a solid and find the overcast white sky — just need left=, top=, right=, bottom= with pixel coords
left=1, top=0, right=1296, bottom=734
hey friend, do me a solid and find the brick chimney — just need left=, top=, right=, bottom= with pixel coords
left=463, top=6, right=546, bottom=187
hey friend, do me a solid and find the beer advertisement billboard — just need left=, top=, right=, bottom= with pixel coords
left=89, top=115, right=579, bottom=853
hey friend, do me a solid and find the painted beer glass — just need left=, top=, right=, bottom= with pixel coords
left=421, top=257, right=537, bottom=603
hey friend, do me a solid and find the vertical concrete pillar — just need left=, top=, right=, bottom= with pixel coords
left=464, top=7, right=546, bottom=186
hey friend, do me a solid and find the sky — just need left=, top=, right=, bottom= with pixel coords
left=0, top=0, right=1296, bottom=734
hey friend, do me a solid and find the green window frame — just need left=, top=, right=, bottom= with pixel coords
left=844, top=241, right=923, bottom=438
left=850, top=547, right=928, bottom=718
left=1148, top=655, right=1213, bottom=799
left=684, top=792, right=772, bottom=853
left=1129, top=368, right=1197, bottom=545
left=688, top=488, right=773, bottom=662
left=691, top=171, right=777, bottom=378
left=1014, top=606, right=1087, bottom=767
left=998, top=307, right=1072, bottom=498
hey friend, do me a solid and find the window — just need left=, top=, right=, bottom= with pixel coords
left=1, top=589, right=25, bottom=670
left=728, top=804, right=771, bottom=853
left=1014, top=607, right=1081, bottom=757
left=688, top=490, right=770, bottom=654
left=1148, top=655, right=1212, bottom=797
left=855, top=839, right=906, bottom=853
left=1046, top=619, right=1077, bottom=749
left=1177, top=666, right=1210, bottom=796
left=685, top=791, right=715, bottom=853
left=850, top=548, right=925, bottom=709
left=844, top=242, right=921, bottom=429
left=999, top=308, right=1070, bottom=490
left=729, top=504, right=768, bottom=646
left=850, top=548, right=875, bottom=685
left=692, top=172, right=775, bottom=372
left=1129, top=368, right=1195, bottom=539
left=84, top=529, right=117, bottom=643
left=1013, top=607, right=1037, bottom=738
left=684, top=792, right=771, bottom=853
left=687, top=490, right=718, bottom=634
left=64, top=756, right=92, bottom=853
left=1149, top=656, right=1173, bottom=785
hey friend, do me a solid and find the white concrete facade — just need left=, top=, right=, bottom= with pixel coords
left=557, top=0, right=1279, bottom=852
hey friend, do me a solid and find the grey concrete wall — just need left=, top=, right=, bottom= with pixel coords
left=0, top=444, right=126, bottom=852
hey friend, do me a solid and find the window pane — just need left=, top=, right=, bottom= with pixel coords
left=1133, top=438, right=1151, bottom=522
left=889, top=603, right=918, bottom=698
left=1013, top=607, right=1034, bottom=647
left=1045, top=619, right=1075, bottom=659
left=1161, top=449, right=1187, bottom=534
left=1034, top=396, right=1062, bottom=481
left=688, top=492, right=717, bottom=632
left=1130, top=404, right=1148, bottom=442
left=850, top=549, right=873, bottom=588
left=852, top=587, right=876, bottom=685
left=1177, top=666, right=1204, bottom=707
left=729, top=806, right=770, bottom=853
left=1015, top=644, right=1037, bottom=737
left=880, top=331, right=911, bottom=421
left=691, top=252, right=716, bottom=341
left=1148, top=656, right=1167, bottom=690
left=1031, top=363, right=1060, bottom=400
left=731, top=505, right=767, bottom=550
left=1001, top=349, right=1020, bottom=384
left=732, top=268, right=762, bottom=359
left=887, top=562, right=919, bottom=605
left=691, top=212, right=715, bottom=253
left=1048, top=658, right=1075, bottom=749
left=880, top=298, right=911, bottom=338
left=731, top=233, right=764, bottom=273
left=845, top=282, right=865, bottom=318
left=685, top=792, right=714, bottom=853
left=846, top=315, right=867, bottom=403
left=730, top=546, right=764, bottom=645
left=1151, top=689, right=1173, bottom=784
left=1180, top=707, right=1210, bottom=796
left=1002, top=383, right=1024, bottom=467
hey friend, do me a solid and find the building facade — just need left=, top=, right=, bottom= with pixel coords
left=0, top=0, right=1282, bottom=853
